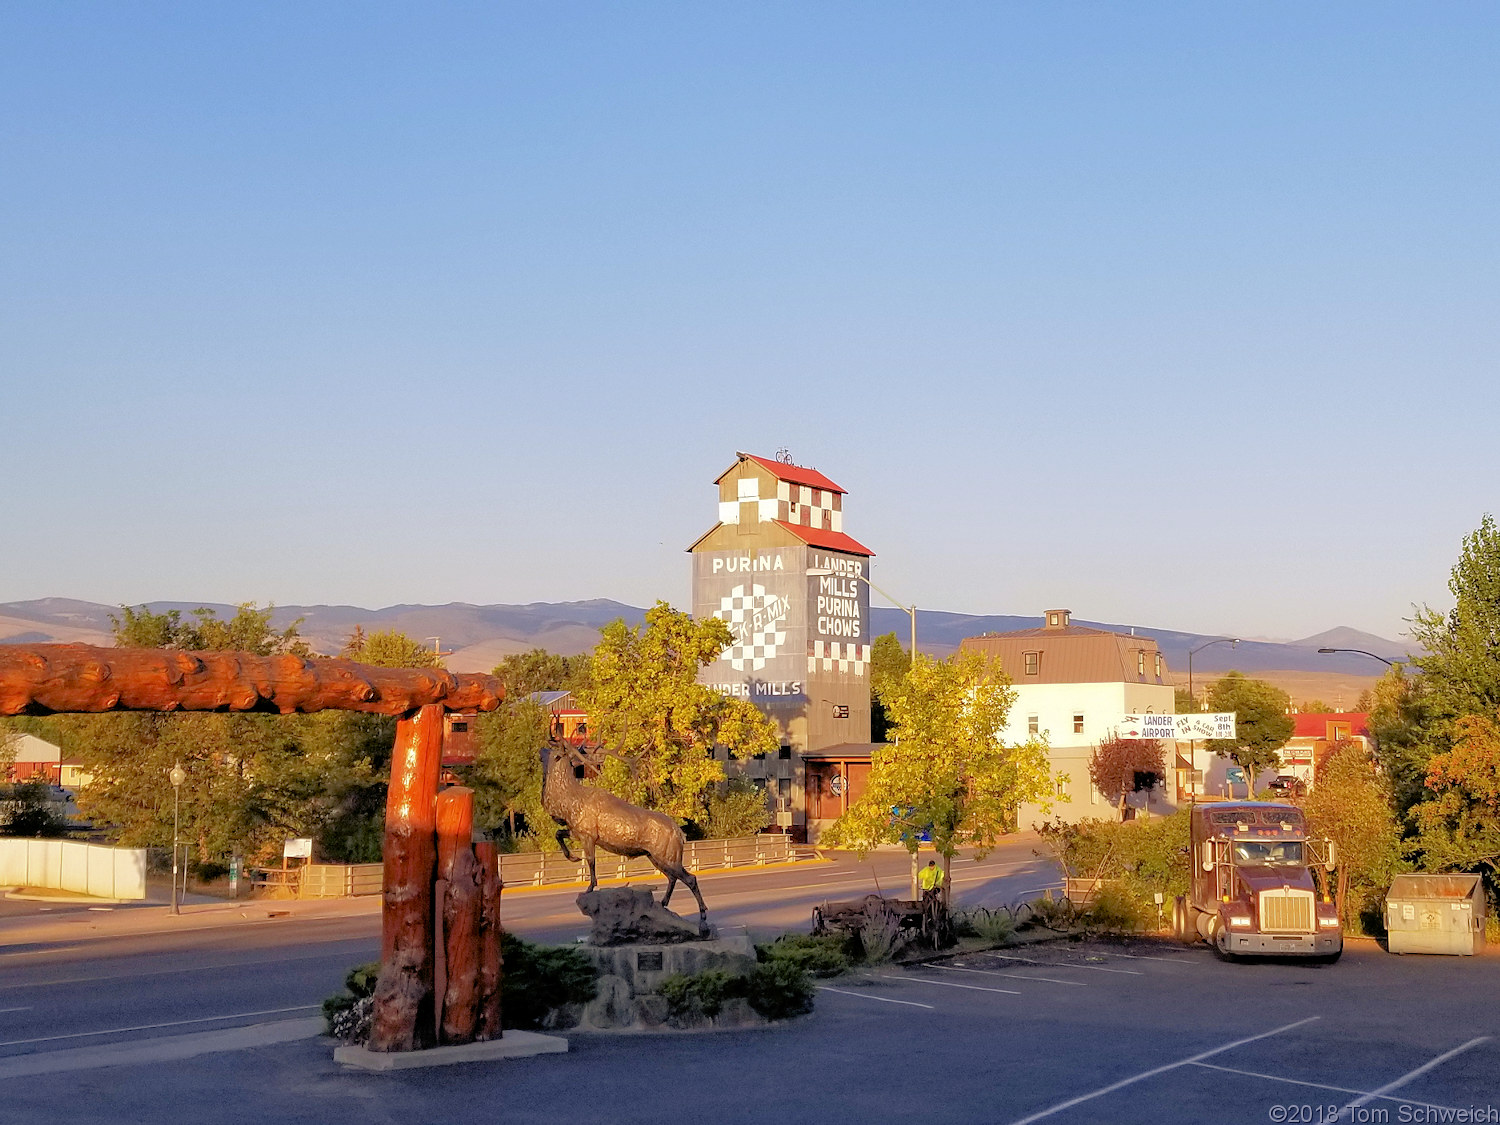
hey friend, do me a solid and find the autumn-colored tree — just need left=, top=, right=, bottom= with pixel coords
left=1411, top=712, right=1500, bottom=876
left=578, top=602, right=778, bottom=822
left=1302, top=740, right=1403, bottom=927
left=820, top=651, right=1054, bottom=896
left=1087, top=735, right=1166, bottom=817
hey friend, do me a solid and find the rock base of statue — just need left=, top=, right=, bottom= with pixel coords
left=575, top=886, right=706, bottom=946
left=549, top=935, right=762, bottom=1032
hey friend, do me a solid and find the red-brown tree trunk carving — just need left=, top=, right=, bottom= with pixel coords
left=369, top=705, right=445, bottom=1052
left=0, top=644, right=501, bottom=717
left=436, top=787, right=482, bottom=1045
left=474, top=840, right=504, bottom=1040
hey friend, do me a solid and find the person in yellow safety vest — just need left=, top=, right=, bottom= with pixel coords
left=918, top=859, right=943, bottom=897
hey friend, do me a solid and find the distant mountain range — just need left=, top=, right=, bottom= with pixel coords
left=0, top=597, right=1416, bottom=679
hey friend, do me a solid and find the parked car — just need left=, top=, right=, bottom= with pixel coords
left=1267, top=775, right=1307, bottom=797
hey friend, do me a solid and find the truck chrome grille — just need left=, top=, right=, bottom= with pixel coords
left=1260, top=890, right=1314, bottom=934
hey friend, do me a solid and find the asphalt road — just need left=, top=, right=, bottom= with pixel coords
left=0, top=837, right=1059, bottom=1062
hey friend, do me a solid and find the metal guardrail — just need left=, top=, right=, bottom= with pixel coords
left=263, top=834, right=794, bottom=899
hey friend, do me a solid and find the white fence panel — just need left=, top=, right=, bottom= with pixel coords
left=0, top=839, right=146, bottom=900
left=59, top=841, right=89, bottom=894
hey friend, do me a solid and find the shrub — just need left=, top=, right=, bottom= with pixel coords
left=661, top=969, right=745, bottom=1020
left=322, top=961, right=381, bottom=1043
left=1080, top=884, right=1151, bottom=934
left=756, top=933, right=851, bottom=977
left=954, top=906, right=1015, bottom=945
left=1035, top=810, right=1191, bottom=927
left=660, top=961, right=815, bottom=1024
left=500, top=931, right=598, bottom=1029
left=856, top=899, right=909, bottom=963
left=746, top=960, right=815, bottom=1021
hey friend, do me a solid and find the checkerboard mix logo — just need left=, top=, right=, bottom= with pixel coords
left=717, top=583, right=790, bottom=671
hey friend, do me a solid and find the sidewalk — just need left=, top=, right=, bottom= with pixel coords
left=0, top=889, right=381, bottom=949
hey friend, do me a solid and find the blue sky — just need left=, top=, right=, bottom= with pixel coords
left=2, top=3, right=1495, bottom=642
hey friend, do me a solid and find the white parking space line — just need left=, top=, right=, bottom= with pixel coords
left=880, top=974, right=1020, bottom=996
left=980, top=953, right=1142, bottom=976
left=0, top=1005, right=321, bottom=1049
left=1005, top=1016, right=1321, bottom=1125
left=1338, top=1037, right=1491, bottom=1119
left=934, top=965, right=1084, bottom=987
left=1191, top=1062, right=1460, bottom=1113
left=817, top=986, right=934, bottom=1010
left=1095, top=951, right=1193, bottom=963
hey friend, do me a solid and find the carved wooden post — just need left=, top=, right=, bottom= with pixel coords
left=436, top=786, right=482, bottom=1045
left=369, top=704, right=444, bottom=1052
left=474, top=839, right=504, bottom=1040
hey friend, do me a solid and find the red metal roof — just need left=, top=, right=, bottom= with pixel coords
left=737, top=453, right=846, bottom=495
left=1290, top=712, right=1369, bottom=738
left=772, top=522, right=874, bottom=557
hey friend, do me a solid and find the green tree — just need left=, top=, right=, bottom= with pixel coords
left=578, top=602, right=778, bottom=821
left=491, top=649, right=590, bottom=699
left=1299, top=699, right=1334, bottom=715
left=1366, top=664, right=1431, bottom=816
left=869, top=632, right=910, bottom=743
left=341, top=628, right=443, bottom=668
left=1411, top=515, right=1500, bottom=734
left=700, top=779, right=772, bottom=839
left=1204, top=672, right=1294, bottom=782
left=57, top=604, right=385, bottom=866
left=461, top=699, right=555, bottom=847
left=0, top=779, right=71, bottom=838
left=1302, top=741, right=1404, bottom=928
left=1174, top=687, right=1200, bottom=714
left=111, top=603, right=307, bottom=655
left=820, top=651, right=1054, bottom=894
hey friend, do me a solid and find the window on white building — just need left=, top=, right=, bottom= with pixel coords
left=1027, top=714, right=1039, bottom=736
left=1073, top=712, right=1085, bottom=734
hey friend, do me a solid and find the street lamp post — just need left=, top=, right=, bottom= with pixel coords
left=1316, top=647, right=1398, bottom=668
left=1184, top=638, right=1238, bottom=801
left=168, top=762, right=186, bottom=916
left=807, top=566, right=918, bottom=896
left=1187, top=637, right=1240, bottom=705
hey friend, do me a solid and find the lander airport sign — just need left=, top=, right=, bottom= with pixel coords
left=1118, top=713, right=1237, bottom=740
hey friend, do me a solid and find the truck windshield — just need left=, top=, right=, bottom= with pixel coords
left=1232, top=840, right=1304, bottom=866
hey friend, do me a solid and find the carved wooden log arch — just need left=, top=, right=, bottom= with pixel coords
left=0, top=643, right=504, bottom=1052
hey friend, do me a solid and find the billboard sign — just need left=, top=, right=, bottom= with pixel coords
left=1117, top=713, right=1237, bottom=740
left=807, top=549, right=870, bottom=654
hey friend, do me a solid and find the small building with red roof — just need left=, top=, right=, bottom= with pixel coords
left=689, top=452, right=877, bottom=841
left=1277, top=712, right=1371, bottom=791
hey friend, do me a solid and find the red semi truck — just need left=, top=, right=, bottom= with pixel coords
left=1172, top=801, right=1343, bottom=961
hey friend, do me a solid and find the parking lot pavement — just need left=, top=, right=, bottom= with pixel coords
left=0, top=934, right=1495, bottom=1125
left=825, top=938, right=1500, bottom=1124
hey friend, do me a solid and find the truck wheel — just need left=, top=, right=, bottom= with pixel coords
left=1172, top=896, right=1192, bottom=944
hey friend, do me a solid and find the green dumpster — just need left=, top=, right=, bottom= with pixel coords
left=1385, top=874, right=1487, bottom=956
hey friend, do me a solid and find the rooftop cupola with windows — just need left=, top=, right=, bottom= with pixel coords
left=1044, top=609, right=1072, bottom=630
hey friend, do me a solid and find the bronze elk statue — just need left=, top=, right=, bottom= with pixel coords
left=540, top=741, right=710, bottom=936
